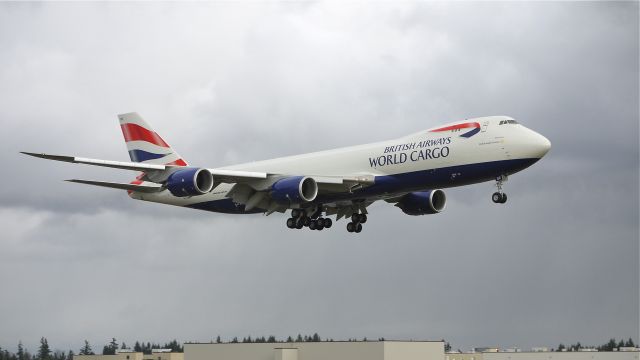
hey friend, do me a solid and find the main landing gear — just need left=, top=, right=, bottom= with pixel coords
left=286, top=208, right=333, bottom=231
left=492, top=175, right=508, bottom=204
left=346, top=213, right=367, bottom=233
left=285, top=208, right=368, bottom=233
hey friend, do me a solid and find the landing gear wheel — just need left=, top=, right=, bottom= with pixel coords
left=355, top=223, right=363, bottom=233
left=295, top=220, right=304, bottom=229
left=346, top=222, right=356, bottom=233
left=302, top=217, right=311, bottom=226
left=309, top=220, right=317, bottom=230
left=291, top=209, right=301, bottom=218
left=492, top=192, right=502, bottom=203
left=316, top=219, right=325, bottom=230
left=324, top=218, right=333, bottom=228
left=500, top=193, right=507, bottom=203
left=360, top=214, right=367, bottom=223
left=286, top=218, right=296, bottom=229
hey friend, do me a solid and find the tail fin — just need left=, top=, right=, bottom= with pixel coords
left=118, top=112, right=188, bottom=166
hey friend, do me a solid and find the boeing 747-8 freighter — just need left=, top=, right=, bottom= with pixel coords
left=23, top=113, right=550, bottom=233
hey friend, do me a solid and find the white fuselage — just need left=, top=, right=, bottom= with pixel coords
left=131, top=116, right=551, bottom=212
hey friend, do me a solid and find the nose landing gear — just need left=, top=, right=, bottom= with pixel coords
left=492, top=175, right=508, bottom=204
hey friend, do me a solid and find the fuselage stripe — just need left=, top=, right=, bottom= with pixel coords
left=430, top=122, right=480, bottom=132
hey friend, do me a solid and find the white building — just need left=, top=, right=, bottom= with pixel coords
left=185, top=341, right=444, bottom=360
left=446, top=350, right=639, bottom=360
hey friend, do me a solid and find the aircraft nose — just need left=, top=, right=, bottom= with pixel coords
left=529, top=131, right=551, bottom=158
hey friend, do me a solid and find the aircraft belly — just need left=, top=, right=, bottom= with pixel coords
left=315, top=157, right=540, bottom=203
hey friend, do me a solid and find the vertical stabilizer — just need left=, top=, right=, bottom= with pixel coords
left=118, top=112, right=188, bottom=166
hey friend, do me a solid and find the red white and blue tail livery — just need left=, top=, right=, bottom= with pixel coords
left=119, top=113, right=188, bottom=166
left=22, top=113, right=551, bottom=233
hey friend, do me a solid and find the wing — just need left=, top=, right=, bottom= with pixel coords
left=22, top=151, right=377, bottom=213
left=21, top=152, right=267, bottom=185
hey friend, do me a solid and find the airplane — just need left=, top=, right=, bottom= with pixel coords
left=22, top=113, right=551, bottom=233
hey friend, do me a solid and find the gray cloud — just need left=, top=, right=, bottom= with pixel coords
left=0, top=1, right=637, bottom=354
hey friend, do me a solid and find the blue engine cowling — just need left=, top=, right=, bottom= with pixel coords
left=396, top=190, right=447, bottom=215
left=270, top=176, right=318, bottom=205
left=166, top=168, right=214, bottom=197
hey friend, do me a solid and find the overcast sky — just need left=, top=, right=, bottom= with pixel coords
left=0, top=1, right=638, bottom=355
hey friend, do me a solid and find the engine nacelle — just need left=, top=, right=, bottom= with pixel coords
left=166, top=168, right=214, bottom=197
left=270, top=176, right=318, bottom=205
left=396, top=190, right=447, bottom=215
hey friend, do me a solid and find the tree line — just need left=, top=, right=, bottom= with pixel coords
left=0, top=338, right=183, bottom=360
left=555, top=338, right=636, bottom=352
left=0, top=335, right=635, bottom=360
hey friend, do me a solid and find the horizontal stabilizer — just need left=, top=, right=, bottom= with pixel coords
left=66, top=179, right=163, bottom=193
left=21, top=152, right=167, bottom=172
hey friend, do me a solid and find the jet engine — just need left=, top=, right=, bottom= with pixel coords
left=396, top=190, right=447, bottom=215
left=166, top=168, right=214, bottom=197
left=270, top=176, right=318, bottom=205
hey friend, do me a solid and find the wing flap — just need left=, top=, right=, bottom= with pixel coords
left=66, top=179, right=163, bottom=193
left=208, top=168, right=268, bottom=182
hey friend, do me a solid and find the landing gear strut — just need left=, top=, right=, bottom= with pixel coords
left=346, top=213, right=367, bottom=233
left=492, top=175, right=508, bottom=204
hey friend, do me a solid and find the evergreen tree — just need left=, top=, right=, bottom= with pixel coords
left=312, top=333, right=320, bottom=342
left=286, top=336, right=293, bottom=343
left=102, top=339, right=118, bottom=356
left=133, top=343, right=142, bottom=353
left=557, top=344, right=565, bottom=352
left=17, top=342, right=25, bottom=360
left=109, top=339, right=118, bottom=353
left=230, top=338, right=238, bottom=344
left=267, top=336, right=276, bottom=343
left=445, top=342, right=452, bottom=352
left=625, top=338, right=636, bottom=347
left=295, top=335, right=303, bottom=343
left=79, top=341, right=94, bottom=356
left=216, top=337, right=221, bottom=344
left=38, top=338, right=51, bottom=360
left=120, top=343, right=127, bottom=351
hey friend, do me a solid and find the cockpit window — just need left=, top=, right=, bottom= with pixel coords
left=499, top=120, right=519, bottom=125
